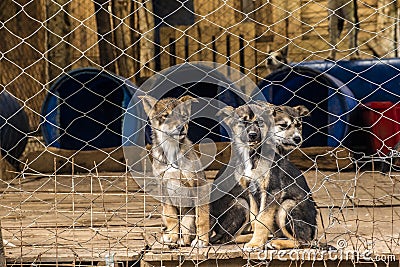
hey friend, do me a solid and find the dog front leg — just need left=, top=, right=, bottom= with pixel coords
left=180, top=208, right=196, bottom=246
left=249, top=193, right=258, bottom=232
left=161, top=203, right=179, bottom=244
left=192, top=203, right=210, bottom=247
left=243, top=205, right=276, bottom=251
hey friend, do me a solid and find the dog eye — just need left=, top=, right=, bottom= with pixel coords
left=279, top=123, right=288, bottom=128
left=256, top=120, right=264, bottom=126
left=181, top=114, right=189, bottom=121
left=160, top=113, right=168, bottom=119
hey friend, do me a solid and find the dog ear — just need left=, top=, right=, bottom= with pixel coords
left=178, top=95, right=198, bottom=115
left=178, top=95, right=198, bottom=103
left=216, top=106, right=234, bottom=118
left=257, top=101, right=282, bottom=117
left=295, top=105, right=310, bottom=117
left=255, top=101, right=275, bottom=116
left=138, top=95, right=158, bottom=117
left=217, top=106, right=235, bottom=126
left=255, top=100, right=274, bottom=109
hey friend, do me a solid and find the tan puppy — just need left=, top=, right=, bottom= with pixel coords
left=140, top=95, right=210, bottom=248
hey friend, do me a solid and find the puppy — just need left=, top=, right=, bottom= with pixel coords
left=327, top=0, right=359, bottom=60
left=140, top=95, right=210, bottom=248
left=210, top=103, right=274, bottom=244
left=269, top=104, right=310, bottom=156
left=265, top=45, right=288, bottom=74
left=211, top=102, right=317, bottom=250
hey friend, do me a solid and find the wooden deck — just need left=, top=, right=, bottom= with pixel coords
left=0, top=169, right=399, bottom=266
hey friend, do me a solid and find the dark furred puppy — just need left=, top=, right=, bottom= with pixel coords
left=210, top=103, right=274, bottom=244
left=247, top=153, right=317, bottom=250
left=211, top=102, right=317, bottom=250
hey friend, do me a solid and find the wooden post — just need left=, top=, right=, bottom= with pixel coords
left=93, top=0, right=117, bottom=73
left=0, top=0, right=47, bottom=130
left=362, top=0, right=398, bottom=57
left=112, top=0, right=136, bottom=79
left=135, top=0, right=155, bottom=78
left=46, top=0, right=72, bottom=81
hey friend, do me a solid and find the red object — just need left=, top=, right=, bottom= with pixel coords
left=363, top=101, right=400, bottom=154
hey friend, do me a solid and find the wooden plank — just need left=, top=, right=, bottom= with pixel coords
left=23, top=147, right=129, bottom=173
left=22, top=143, right=230, bottom=174
left=288, top=146, right=353, bottom=170
left=210, top=26, right=228, bottom=64
left=0, top=159, right=17, bottom=180
left=4, top=169, right=400, bottom=209
left=1, top=171, right=400, bottom=263
left=201, top=26, right=214, bottom=62
left=159, top=27, right=177, bottom=70
left=228, top=29, right=241, bottom=72
left=174, top=26, right=188, bottom=64
left=186, top=26, right=201, bottom=62
left=22, top=144, right=354, bottom=173
left=242, top=23, right=256, bottom=78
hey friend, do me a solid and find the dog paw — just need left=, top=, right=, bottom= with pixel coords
left=177, top=238, right=186, bottom=246
left=243, top=241, right=263, bottom=252
left=161, top=233, right=179, bottom=244
left=191, top=238, right=208, bottom=248
left=266, top=240, right=281, bottom=250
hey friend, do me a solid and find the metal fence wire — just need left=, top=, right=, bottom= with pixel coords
left=0, top=0, right=400, bottom=266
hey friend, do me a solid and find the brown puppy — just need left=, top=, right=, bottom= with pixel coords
left=140, top=95, right=210, bottom=248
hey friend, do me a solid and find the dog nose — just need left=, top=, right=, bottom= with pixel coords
left=248, top=132, right=258, bottom=140
left=293, top=136, right=301, bottom=144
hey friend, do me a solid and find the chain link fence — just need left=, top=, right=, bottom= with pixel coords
left=0, top=0, right=400, bottom=266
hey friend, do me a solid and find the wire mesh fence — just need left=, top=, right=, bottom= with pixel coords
left=1, top=0, right=400, bottom=266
